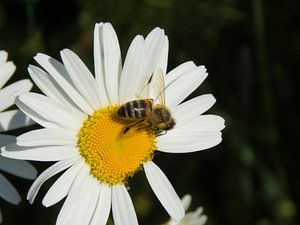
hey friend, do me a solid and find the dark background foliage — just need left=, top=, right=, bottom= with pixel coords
left=0, top=0, right=299, bottom=224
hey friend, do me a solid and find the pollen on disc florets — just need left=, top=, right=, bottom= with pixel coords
left=77, top=106, right=157, bottom=185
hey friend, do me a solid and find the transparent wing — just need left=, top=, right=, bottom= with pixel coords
left=134, top=74, right=150, bottom=99
left=150, top=68, right=166, bottom=105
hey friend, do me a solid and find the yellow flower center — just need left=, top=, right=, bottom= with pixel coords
left=77, top=106, right=156, bottom=185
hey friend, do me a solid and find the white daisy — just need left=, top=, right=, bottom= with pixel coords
left=0, top=50, right=37, bottom=223
left=1, top=23, right=225, bottom=225
left=164, top=194, right=207, bottom=225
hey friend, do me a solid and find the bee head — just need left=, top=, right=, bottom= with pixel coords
left=153, top=107, right=176, bottom=130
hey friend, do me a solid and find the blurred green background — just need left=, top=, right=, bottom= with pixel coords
left=0, top=0, right=299, bottom=224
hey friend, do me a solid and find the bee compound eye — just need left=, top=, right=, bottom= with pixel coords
left=153, top=108, right=160, bottom=115
left=162, top=110, right=171, bottom=121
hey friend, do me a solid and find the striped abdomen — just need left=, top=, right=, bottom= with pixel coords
left=117, top=99, right=152, bottom=120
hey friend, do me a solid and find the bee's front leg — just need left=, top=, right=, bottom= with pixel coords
left=156, top=130, right=167, bottom=136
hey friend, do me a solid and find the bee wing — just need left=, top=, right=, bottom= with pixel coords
left=134, top=74, right=151, bottom=99
left=150, top=68, right=166, bottom=105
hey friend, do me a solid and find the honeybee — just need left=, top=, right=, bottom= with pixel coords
left=117, top=68, right=176, bottom=134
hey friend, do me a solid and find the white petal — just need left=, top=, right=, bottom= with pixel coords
left=93, top=23, right=109, bottom=106
left=0, top=51, right=8, bottom=66
left=183, top=207, right=207, bottom=225
left=55, top=166, right=88, bottom=225
left=144, top=161, right=184, bottom=221
left=172, top=95, right=216, bottom=126
left=27, top=157, right=79, bottom=204
left=0, top=79, right=33, bottom=112
left=17, top=128, right=77, bottom=146
left=157, top=36, right=169, bottom=74
left=0, top=61, right=16, bottom=89
left=42, top=161, right=84, bottom=207
left=190, top=206, right=204, bottom=218
left=166, top=61, right=196, bottom=86
left=0, top=110, right=34, bottom=132
left=181, top=194, right=192, bottom=211
left=1, top=144, right=78, bottom=161
left=71, top=176, right=100, bottom=225
left=166, top=66, right=208, bottom=108
left=157, top=131, right=223, bottom=153
left=34, top=53, right=94, bottom=115
left=0, top=134, right=15, bottom=146
left=0, top=156, right=37, bottom=179
left=0, top=173, right=21, bottom=205
left=112, top=184, right=139, bottom=225
left=28, top=65, right=85, bottom=115
left=16, top=92, right=83, bottom=130
left=90, top=184, right=111, bottom=225
left=56, top=166, right=99, bottom=225
left=16, top=96, right=60, bottom=129
left=60, top=49, right=101, bottom=109
left=144, top=28, right=167, bottom=77
left=102, top=23, right=122, bottom=104
left=172, top=115, right=225, bottom=132
left=198, top=215, right=208, bottom=225
left=119, top=35, right=146, bottom=103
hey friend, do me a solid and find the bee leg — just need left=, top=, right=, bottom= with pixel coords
left=123, top=119, right=144, bottom=134
left=156, top=130, right=167, bottom=136
left=123, top=127, right=130, bottom=134
left=135, top=121, right=153, bottom=132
